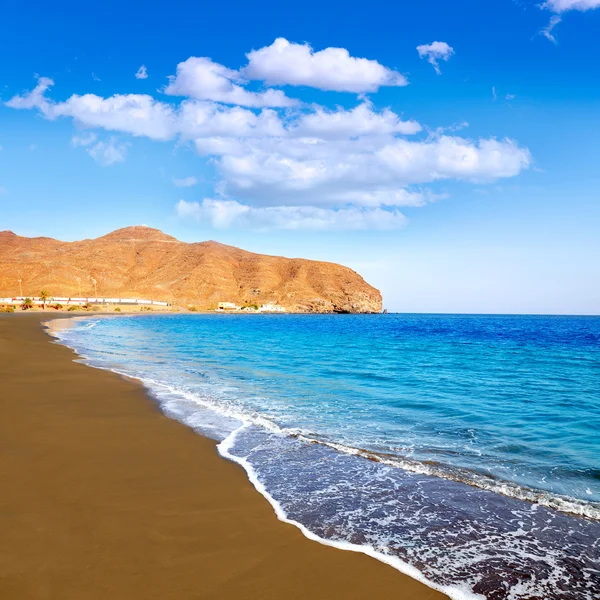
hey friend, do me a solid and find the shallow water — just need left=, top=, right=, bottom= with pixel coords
left=55, top=313, right=600, bottom=599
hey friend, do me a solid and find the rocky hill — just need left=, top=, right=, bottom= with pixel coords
left=0, top=226, right=382, bottom=313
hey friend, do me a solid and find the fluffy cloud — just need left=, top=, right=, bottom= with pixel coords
left=7, top=45, right=532, bottom=231
left=244, top=38, right=408, bottom=93
left=87, top=138, right=129, bottom=166
left=135, top=65, right=148, bottom=79
left=8, top=80, right=529, bottom=211
left=199, top=135, right=531, bottom=206
left=71, top=132, right=97, bottom=147
left=7, top=80, right=420, bottom=146
left=72, top=132, right=128, bottom=166
left=7, top=78, right=288, bottom=141
left=177, top=101, right=285, bottom=139
left=6, top=76, right=55, bottom=110
left=543, top=0, right=600, bottom=11
left=176, top=199, right=407, bottom=231
left=8, top=79, right=176, bottom=140
left=540, top=0, right=600, bottom=42
left=71, top=132, right=129, bottom=167
left=293, top=102, right=421, bottom=138
left=417, top=42, right=455, bottom=75
left=173, top=176, right=198, bottom=187
left=332, top=189, right=446, bottom=207
left=55, top=94, right=176, bottom=139
left=164, top=57, right=296, bottom=107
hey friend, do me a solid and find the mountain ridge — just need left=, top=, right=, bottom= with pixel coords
left=0, top=226, right=382, bottom=313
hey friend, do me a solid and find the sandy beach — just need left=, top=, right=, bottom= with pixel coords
left=0, top=313, right=446, bottom=600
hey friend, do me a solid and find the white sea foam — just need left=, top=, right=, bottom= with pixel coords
left=49, top=317, right=600, bottom=600
left=50, top=324, right=482, bottom=598
left=301, top=439, right=600, bottom=521
left=93, top=367, right=600, bottom=522
left=217, top=424, right=484, bottom=600
left=51, top=317, right=600, bottom=522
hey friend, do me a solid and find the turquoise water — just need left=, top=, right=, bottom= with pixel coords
left=55, top=314, right=600, bottom=600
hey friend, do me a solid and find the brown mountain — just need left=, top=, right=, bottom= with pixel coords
left=0, top=226, right=382, bottom=313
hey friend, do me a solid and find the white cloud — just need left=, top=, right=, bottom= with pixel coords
left=55, top=94, right=176, bottom=140
left=493, top=88, right=516, bottom=102
left=72, top=132, right=128, bottom=166
left=332, top=189, right=447, bottom=207
left=8, top=80, right=177, bottom=140
left=71, top=132, right=97, bottom=147
left=541, top=15, right=562, bottom=43
left=7, top=80, right=288, bottom=142
left=173, top=176, right=198, bottom=187
left=416, top=41, right=455, bottom=75
left=540, top=0, right=600, bottom=42
left=178, top=101, right=285, bottom=139
left=7, top=64, right=532, bottom=231
left=7, top=81, right=423, bottom=146
left=426, top=120, right=469, bottom=140
left=244, top=37, right=408, bottom=93
left=543, top=0, right=600, bottom=12
left=84, top=137, right=129, bottom=166
left=200, top=135, right=531, bottom=206
left=293, top=102, right=421, bottom=138
left=135, top=65, right=148, bottom=79
left=176, top=199, right=407, bottom=231
left=164, top=57, right=297, bottom=107
left=6, top=76, right=54, bottom=110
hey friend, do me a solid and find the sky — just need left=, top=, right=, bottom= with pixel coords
left=1, top=0, right=599, bottom=314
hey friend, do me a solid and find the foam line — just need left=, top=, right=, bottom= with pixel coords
left=49, top=319, right=600, bottom=599
left=217, top=424, right=484, bottom=600
left=50, top=316, right=600, bottom=521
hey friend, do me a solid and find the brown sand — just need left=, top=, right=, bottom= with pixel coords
left=0, top=313, right=447, bottom=600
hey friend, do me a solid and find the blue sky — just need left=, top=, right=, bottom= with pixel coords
left=1, top=0, right=599, bottom=314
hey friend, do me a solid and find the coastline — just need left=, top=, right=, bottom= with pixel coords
left=48, top=313, right=600, bottom=522
left=0, top=313, right=447, bottom=600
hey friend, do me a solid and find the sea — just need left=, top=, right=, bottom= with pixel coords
left=53, top=313, right=600, bottom=600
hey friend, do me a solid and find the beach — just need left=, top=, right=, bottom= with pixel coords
left=0, top=313, right=446, bottom=600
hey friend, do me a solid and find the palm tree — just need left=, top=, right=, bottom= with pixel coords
left=21, top=297, right=33, bottom=310
left=39, top=290, right=50, bottom=310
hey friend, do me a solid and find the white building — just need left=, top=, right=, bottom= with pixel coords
left=216, top=302, right=239, bottom=311
left=259, top=303, right=286, bottom=313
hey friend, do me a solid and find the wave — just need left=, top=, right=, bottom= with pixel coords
left=53, top=318, right=600, bottom=522
left=121, top=371, right=600, bottom=520
left=217, top=423, right=484, bottom=600
left=50, top=318, right=600, bottom=600
left=296, top=438, right=600, bottom=521
left=99, top=371, right=600, bottom=521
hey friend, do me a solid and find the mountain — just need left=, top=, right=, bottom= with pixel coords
left=0, top=226, right=382, bottom=313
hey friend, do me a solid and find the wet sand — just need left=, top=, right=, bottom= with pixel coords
left=0, top=313, right=447, bottom=600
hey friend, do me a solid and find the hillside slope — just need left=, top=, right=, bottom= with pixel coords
left=0, top=226, right=382, bottom=313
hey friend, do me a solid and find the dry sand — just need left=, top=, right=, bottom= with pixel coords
left=0, top=313, right=447, bottom=600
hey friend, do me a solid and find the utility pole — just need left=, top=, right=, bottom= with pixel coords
left=91, top=277, right=97, bottom=298
left=76, top=276, right=81, bottom=297
left=18, top=278, right=23, bottom=297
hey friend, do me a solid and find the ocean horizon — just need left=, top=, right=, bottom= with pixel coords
left=54, top=313, right=600, bottom=600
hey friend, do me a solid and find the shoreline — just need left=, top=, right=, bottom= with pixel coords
left=48, top=314, right=600, bottom=522
left=0, top=312, right=447, bottom=600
